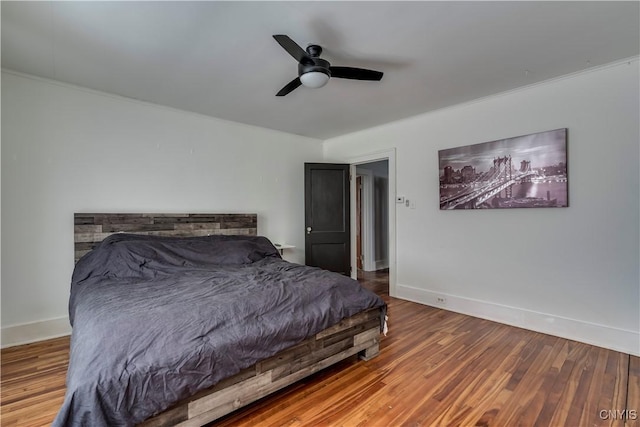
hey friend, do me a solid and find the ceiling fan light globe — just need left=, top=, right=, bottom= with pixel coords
left=300, top=71, right=330, bottom=89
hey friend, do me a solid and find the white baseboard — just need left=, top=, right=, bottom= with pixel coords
left=1, top=317, right=71, bottom=348
left=396, top=283, right=640, bottom=357
left=362, top=261, right=389, bottom=272
left=374, top=259, right=389, bottom=271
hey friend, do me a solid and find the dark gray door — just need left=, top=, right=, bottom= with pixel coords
left=304, top=163, right=350, bottom=275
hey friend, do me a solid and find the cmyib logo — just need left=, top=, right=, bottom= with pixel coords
left=599, top=409, right=638, bottom=420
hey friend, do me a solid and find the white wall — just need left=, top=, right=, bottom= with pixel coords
left=1, top=71, right=323, bottom=346
left=324, top=60, right=640, bottom=356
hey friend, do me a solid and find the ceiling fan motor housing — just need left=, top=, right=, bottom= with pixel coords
left=298, top=57, right=331, bottom=78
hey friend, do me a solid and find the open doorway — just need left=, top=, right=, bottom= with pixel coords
left=351, top=151, right=395, bottom=297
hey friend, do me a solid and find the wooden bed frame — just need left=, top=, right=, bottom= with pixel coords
left=73, top=213, right=383, bottom=427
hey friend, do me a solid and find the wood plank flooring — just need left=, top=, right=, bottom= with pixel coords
left=1, top=337, right=69, bottom=426
left=1, top=271, right=638, bottom=426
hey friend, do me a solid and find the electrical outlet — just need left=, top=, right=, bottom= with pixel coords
left=436, top=296, right=447, bottom=305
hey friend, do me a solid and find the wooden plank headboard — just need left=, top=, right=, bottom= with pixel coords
left=74, top=213, right=257, bottom=262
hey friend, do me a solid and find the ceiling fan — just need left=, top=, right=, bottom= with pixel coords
left=273, top=34, right=384, bottom=96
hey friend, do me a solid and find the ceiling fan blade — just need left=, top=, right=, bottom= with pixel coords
left=273, top=35, right=313, bottom=65
left=329, top=66, right=383, bottom=81
left=276, top=77, right=302, bottom=96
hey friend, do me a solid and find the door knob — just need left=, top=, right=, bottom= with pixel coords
left=306, top=227, right=312, bottom=234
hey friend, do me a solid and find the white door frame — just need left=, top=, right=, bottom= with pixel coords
left=349, top=148, right=396, bottom=297
left=356, top=168, right=375, bottom=271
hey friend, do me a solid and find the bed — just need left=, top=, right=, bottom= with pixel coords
left=54, top=213, right=386, bottom=427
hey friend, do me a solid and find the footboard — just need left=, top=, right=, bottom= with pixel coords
left=139, top=307, right=383, bottom=427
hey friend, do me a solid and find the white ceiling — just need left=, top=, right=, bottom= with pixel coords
left=2, top=1, right=639, bottom=140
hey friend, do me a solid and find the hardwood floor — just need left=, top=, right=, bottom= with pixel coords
left=2, top=271, right=638, bottom=426
left=358, top=268, right=389, bottom=297
left=1, top=337, right=68, bottom=426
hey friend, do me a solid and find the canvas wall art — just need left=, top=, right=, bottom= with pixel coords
left=439, top=128, right=568, bottom=209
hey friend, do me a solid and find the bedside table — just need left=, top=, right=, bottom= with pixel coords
left=273, top=243, right=295, bottom=255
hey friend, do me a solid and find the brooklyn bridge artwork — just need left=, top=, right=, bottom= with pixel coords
left=439, top=128, right=568, bottom=209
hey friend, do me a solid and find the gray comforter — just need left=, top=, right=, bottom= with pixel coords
left=53, top=234, right=385, bottom=426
